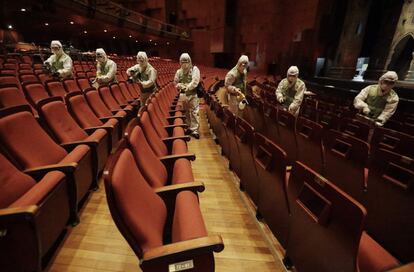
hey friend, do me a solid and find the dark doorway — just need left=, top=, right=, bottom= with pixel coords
left=388, top=35, right=414, bottom=79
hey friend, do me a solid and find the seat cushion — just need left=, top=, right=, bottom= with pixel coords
left=358, top=232, right=399, bottom=272
left=10, top=171, right=66, bottom=208
left=171, top=158, right=194, bottom=184
left=172, top=191, right=207, bottom=243
left=0, top=154, right=35, bottom=208
left=172, top=139, right=188, bottom=155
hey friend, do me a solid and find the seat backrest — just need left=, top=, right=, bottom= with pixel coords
left=276, top=109, right=297, bottom=163
left=0, top=75, right=20, bottom=88
left=103, top=145, right=166, bottom=257
left=19, top=73, right=39, bottom=84
left=110, top=83, right=128, bottom=105
left=37, top=73, right=52, bottom=84
left=371, top=127, right=414, bottom=157
left=253, top=132, right=290, bottom=247
left=296, top=117, right=324, bottom=173
left=0, top=85, right=29, bottom=109
left=22, top=81, right=50, bottom=106
left=0, top=153, right=35, bottom=208
left=37, top=97, right=88, bottom=143
left=127, top=126, right=168, bottom=188
left=99, top=86, right=121, bottom=111
left=84, top=89, right=113, bottom=117
left=365, top=148, right=414, bottom=262
left=65, top=91, right=103, bottom=128
left=63, top=78, right=81, bottom=93
left=45, top=80, right=67, bottom=98
left=323, top=129, right=369, bottom=202
left=146, top=102, right=169, bottom=138
left=118, top=81, right=134, bottom=101
left=76, top=77, right=92, bottom=91
left=287, top=161, right=366, bottom=272
left=339, top=118, right=370, bottom=142
left=138, top=109, right=168, bottom=157
left=0, top=106, right=67, bottom=168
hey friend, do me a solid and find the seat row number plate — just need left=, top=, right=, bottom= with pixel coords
left=169, top=260, right=194, bottom=271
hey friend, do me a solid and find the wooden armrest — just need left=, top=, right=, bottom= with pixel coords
left=24, top=162, right=78, bottom=177
left=166, top=115, right=185, bottom=120
left=84, top=125, right=113, bottom=135
left=163, top=135, right=191, bottom=143
left=111, top=109, right=124, bottom=115
left=155, top=181, right=205, bottom=195
left=0, top=205, right=38, bottom=217
left=61, top=140, right=98, bottom=151
left=160, top=153, right=196, bottom=163
left=169, top=109, right=185, bottom=114
left=164, top=124, right=188, bottom=130
left=141, top=235, right=224, bottom=268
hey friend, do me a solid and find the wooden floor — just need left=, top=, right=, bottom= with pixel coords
left=46, top=106, right=286, bottom=272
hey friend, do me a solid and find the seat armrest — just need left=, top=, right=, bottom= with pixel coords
left=159, top=153, right=196, bottom=178
left=24, top=162, right=78, bottom=178
left=163, top=135, right=191, bottom=143
left=84, top=125, right=113, bottom=135
left=169, top=109, right=185, bottom=114
left=60, top=140, right=98, bottom=151
left=386, top=263, right=414, bottom=272
left=141, top=235, right=224, bottom=269
left=0, top=205, right=38, bottom=218
left=155, top=181, right=205, bottom=198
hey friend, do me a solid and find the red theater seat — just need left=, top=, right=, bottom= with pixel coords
left=103, top=147, right=223, bottom=272
left=0, top=153, right=70, bottom=271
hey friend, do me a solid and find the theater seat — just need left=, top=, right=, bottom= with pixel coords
left=0, top=153, right=70, bottom=271
left=127, top=126, right=195, bottom=187
left=0, top=105, right=94, bottom=220
left=37, top=97, right=109, bottom=178
left=103, top=147, right=224, bottom=272
left=65, top=91, right=120, bottom=148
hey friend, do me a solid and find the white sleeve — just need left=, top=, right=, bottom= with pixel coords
left=224, top=72, right=236, bottom=92
left=290, top=82, right=306, bottom=109
left=126, top=64, right=139, bottom=76
left=99, top=61, right=117, bottom=83
left=275, top=80, right=284, bottom=101
left=354, top=86, right=370, bottom=111
left=174, top=70, right=181, bottom=88
left=187, top=66, right=200, bottom=91
left=141, top=67, right=157, bottom=88
left=58, top=56, right=73, bottom=78
left=44, top=55, right=53, bottom=65
left=377, top=94, right=399, bottom=123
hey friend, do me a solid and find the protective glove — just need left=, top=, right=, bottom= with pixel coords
left=362, top=107, right=370, bottom=115
left=288, top=104, right=297, bottom=114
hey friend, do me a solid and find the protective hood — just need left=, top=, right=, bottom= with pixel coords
left=96, top=48, right=108, bottom=63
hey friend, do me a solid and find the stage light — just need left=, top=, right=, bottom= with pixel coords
left=20, top=8, right=26, bottom=12
left=84, top=30, right=87, bottom=34
left=104, top=29, right=107, bottom=32
left=44, top=23, right=49, bottom=26
left=70, top=21, right=74, bottom=25
left=113, top=36, right=116, bottom=39
left=149, top=39, right=152, bottom=42
left=7, top=25, right=13, bottom=29
left=129, top=35, right=132, bottom=38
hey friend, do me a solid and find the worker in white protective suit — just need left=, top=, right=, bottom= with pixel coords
left=354, top=71, right=399, bottom=126
left=174, top=53, right=201, bottom=139
left=126, top=51, right=157, bottom=106
left=225, top=55, right=249, bottom=116
left=275, top=66, right=306, bottom=116
left=43, top=40, right=73, bottom=79
left=93, top=48, right=117, bottom=88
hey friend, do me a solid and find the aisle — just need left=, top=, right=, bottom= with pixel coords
left=46, top=107, right=286, bottom=271
left=188, top=107, right=286, bottom=271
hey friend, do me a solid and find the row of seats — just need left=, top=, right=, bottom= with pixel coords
left=103, top=82, right=225, bottom=271
left=205, top=80, right=413, bottom=271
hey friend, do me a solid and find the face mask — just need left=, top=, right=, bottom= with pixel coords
left=181, top=63, right=190, bottom=70
left=51, top=47, right=60, bottom=54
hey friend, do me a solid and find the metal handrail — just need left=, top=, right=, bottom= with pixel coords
left=69, top=0, right=190, bottom=39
